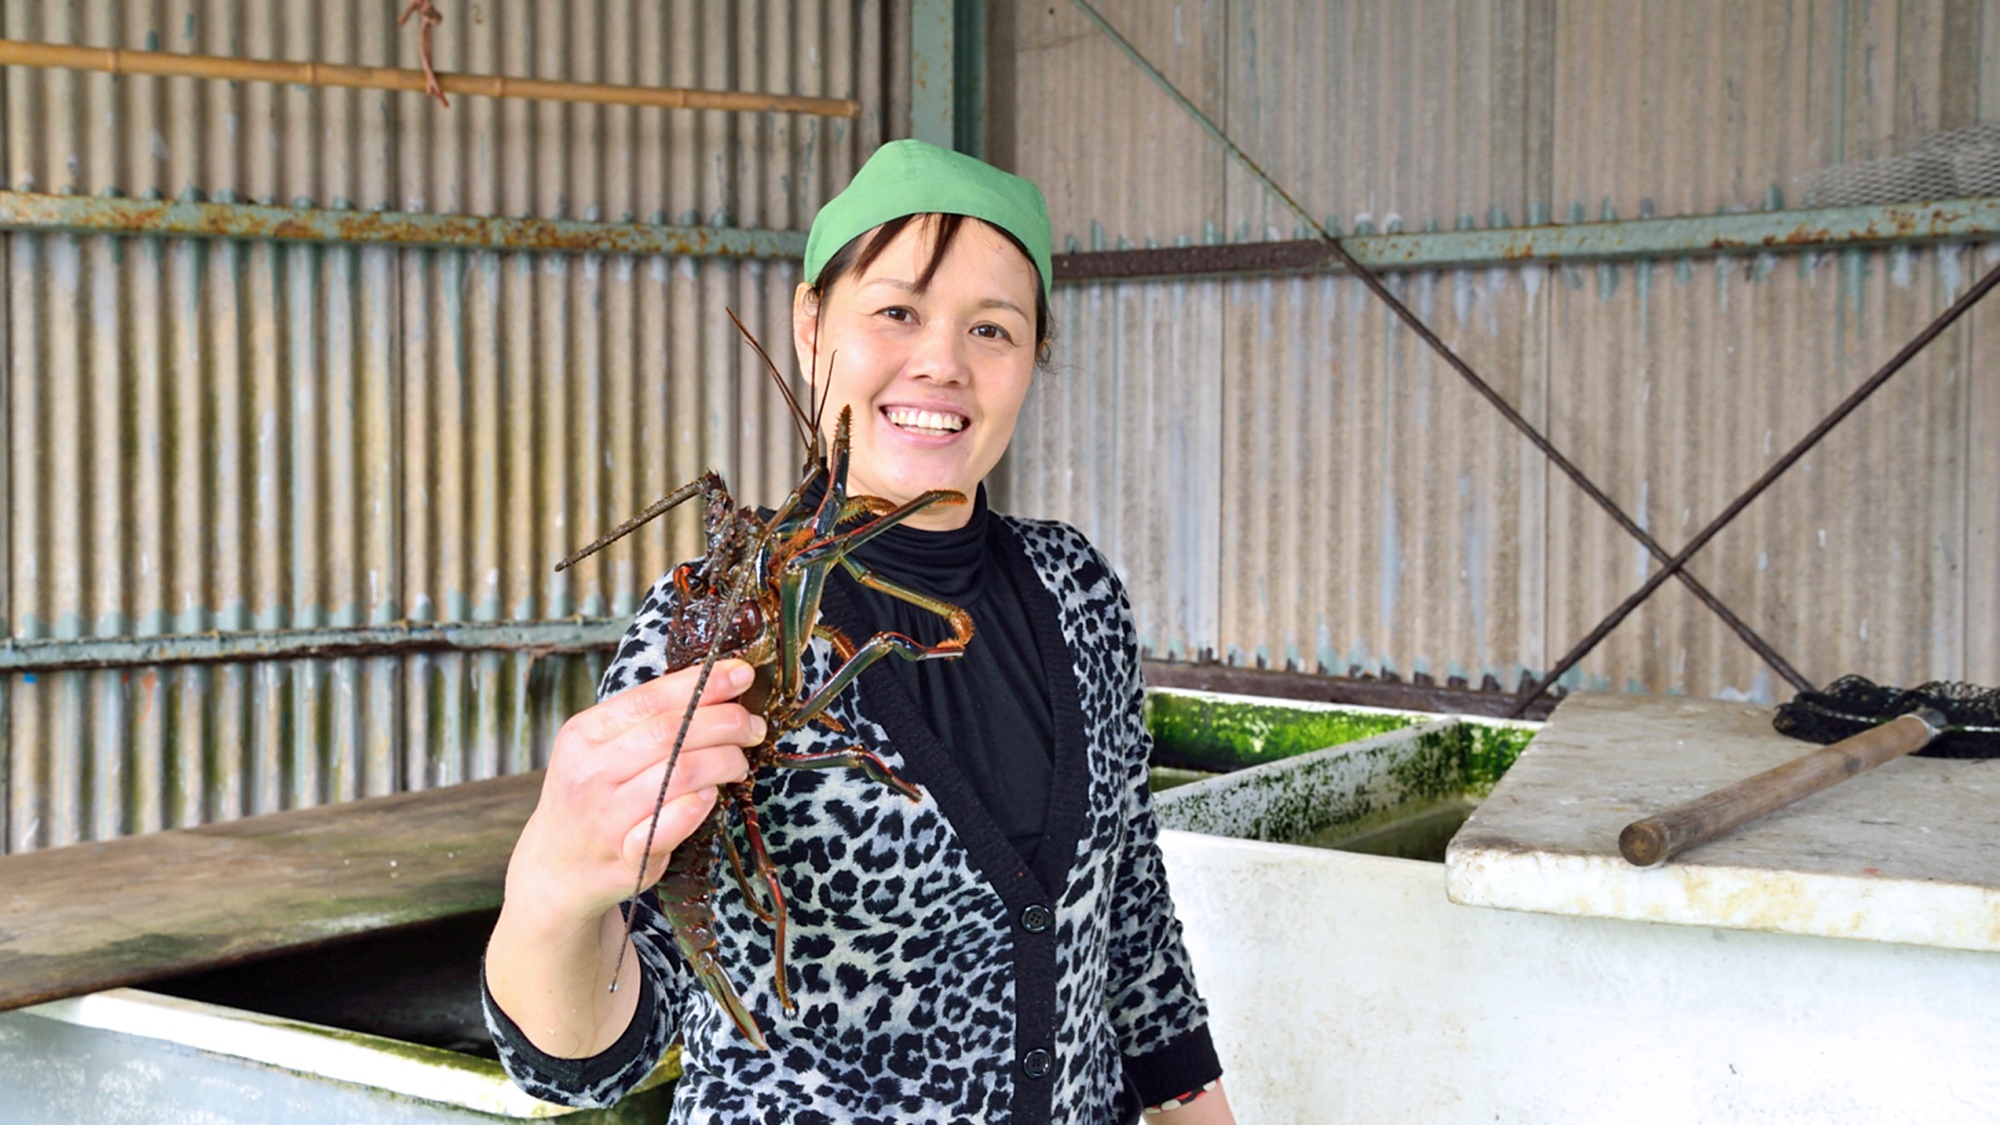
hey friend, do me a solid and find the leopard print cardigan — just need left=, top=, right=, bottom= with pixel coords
left=483, top=515, right=1220, bottom=1124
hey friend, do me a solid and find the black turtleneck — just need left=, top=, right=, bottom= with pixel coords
left=802, top=478, right=1055, bottom=864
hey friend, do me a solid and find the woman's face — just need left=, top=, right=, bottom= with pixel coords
left=792, top=217, right=1039, bottom=531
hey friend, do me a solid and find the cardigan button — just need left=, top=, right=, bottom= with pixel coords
left=1020, top=903, right=1053, bottom=933
left=1022, top=1049, right=1053, bottom=1079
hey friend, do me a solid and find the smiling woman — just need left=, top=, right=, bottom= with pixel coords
left=793, top=211, right=1042, bottom=528
left=481, top=140, right=1236, bottom=1125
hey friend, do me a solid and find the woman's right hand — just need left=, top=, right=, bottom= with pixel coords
left=485, top=658, right=764, bottom=1058
left=504, top=658, right=765, bottom=928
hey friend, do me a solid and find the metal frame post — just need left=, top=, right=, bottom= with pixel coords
left=910, top=0, right=985, bottom=156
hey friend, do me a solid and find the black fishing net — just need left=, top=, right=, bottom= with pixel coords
left=1772, top=675, right=2000, bottom=759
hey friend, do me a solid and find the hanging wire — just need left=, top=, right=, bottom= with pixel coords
left=398, top=0, right=449, bottom=108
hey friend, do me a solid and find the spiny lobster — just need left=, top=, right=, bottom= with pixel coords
left=554, top=312, right=976, bottom=1050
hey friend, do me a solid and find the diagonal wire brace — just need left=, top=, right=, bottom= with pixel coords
left=1066, top=0, right=1811, bottom=701
left=1513, top=257, right=2000, bottom=715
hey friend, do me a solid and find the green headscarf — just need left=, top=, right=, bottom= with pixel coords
left=804, top=140, right=1054, bottom=301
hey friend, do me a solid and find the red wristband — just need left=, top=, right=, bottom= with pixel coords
left=1143, top=1078, right=1219, bottom=1115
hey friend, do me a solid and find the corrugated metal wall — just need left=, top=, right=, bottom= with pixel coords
left=1, top=1, right=900, bottom=853
left=10, top=0, right=1995, bottom=852
left=994, top=0, right=2000, bottom=703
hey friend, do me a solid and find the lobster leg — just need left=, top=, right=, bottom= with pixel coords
left=781, top=557, right=976, bottom=732
left=729, top=789, right=797, bottom=1017
left=771, top=743, right=923, bottom=802
left=719, top=808, right=779, bottom=924
left=814, top=622, right=859, bottom=662
left=804, top=624, right=859, bottom=734
left=786, top=628, right=963, bottom=733
left=796, top=487, right=968, bottom=563
left=838, top=557, right=976, bottom=649
left=655, top=809, right=769, bottom=1052
left=841, top=495, right=899, bottom=521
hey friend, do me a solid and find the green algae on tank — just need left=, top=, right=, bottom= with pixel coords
left=1147, top=688, right=1545, bottom=860
left=1455, top=720, right=1539, bottom=796
left=1152, top=720, right=1469, bottom=845
left=1145, top=691, right=1421, bottom=772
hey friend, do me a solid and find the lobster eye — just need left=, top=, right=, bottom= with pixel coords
left=730, top=602, right=765, bottom=646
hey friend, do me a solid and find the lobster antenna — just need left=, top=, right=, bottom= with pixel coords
left=799, top=280, right=843, bottom=467
left=814, top=351, right=836, bottom=459
left=806, top=312, right=828, bottom=464
left=726, top=308, right=813, bottom=456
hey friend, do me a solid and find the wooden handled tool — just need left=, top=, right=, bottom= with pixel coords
left=1618, top=708, right=1947, bottom=867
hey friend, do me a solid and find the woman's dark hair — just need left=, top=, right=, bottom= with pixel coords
left=808, top=212, right=1053, bottom=363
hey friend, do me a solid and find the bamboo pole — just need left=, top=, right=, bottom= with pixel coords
left=0, top=38, right=860, bottom=117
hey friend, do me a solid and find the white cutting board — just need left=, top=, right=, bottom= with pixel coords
left=1446, top=693, right=2000, bottom=952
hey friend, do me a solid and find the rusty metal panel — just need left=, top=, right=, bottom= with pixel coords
left=3, top=0, right=883, bottom=226
left=1221, top=0, right=1554, bottom=238
left=1221, top=0, right=1990, bottom=233
left=1001, top=279, right=1226, bottom=659
left=1211, top=265, right=1549, bottom=688
left=3, top=230, right=410, bottom=853
left=1544, top=244, right=1977, bottom=702
left=3, top=653, right=603, bottom=853
left=399, top=249, right=813, bottom=633
left=1971, top=245, right=2000, bottom=689
left=1014, top=0, right=1998, bottom=245
left=1550, top=0, right=1986, bottom=222
left=990, top=0, right=1231, bottom=665
left=1003, top=262, right=1550, bottom=688
left=993, top=0, right=1998, bottom=709
left=2, top=234, right=402, bottom=638
left=0, top=0, right=891, bottom=854
left=1049, top=199, right=2000, bottom=281
left=997, top=0, right=1227, bottom=250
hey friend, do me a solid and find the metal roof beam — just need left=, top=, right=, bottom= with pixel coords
left=1052, top=197, right=2000, bottom=284
left=0, top=190, right=806, bottom=258
left=0, top=620, right=624, bottom=673
left=10, top=190, right=1980, bottom=273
